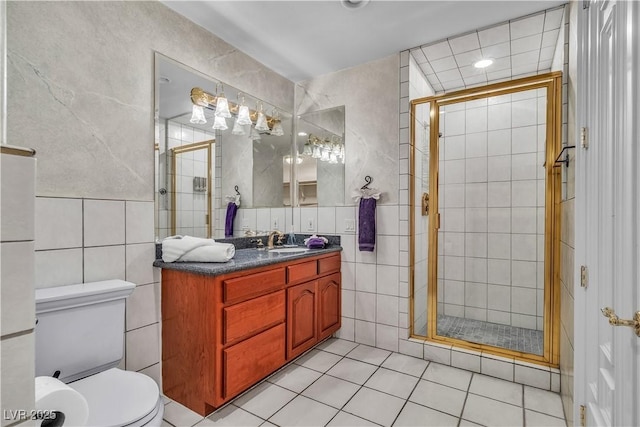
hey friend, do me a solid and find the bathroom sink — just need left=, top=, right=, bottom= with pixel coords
left=268, top=247, right=310, bottom=254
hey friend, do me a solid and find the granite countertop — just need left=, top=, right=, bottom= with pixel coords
left=153, top=245, right=342, bottom=277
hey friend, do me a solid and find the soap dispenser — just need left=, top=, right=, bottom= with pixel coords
left=285, top=226, right=297, bottom=247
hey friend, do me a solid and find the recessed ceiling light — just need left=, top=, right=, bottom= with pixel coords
left=473, top=59, right=493, bottom=69
left=158, top=76, right=171, bottom=84
left=298, top=132, right=308, bottom=136
left=341, top=0, right=370, bottom=10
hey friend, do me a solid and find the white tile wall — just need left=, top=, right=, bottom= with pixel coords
left=1, top=332, right=35, bottom=426
left=126, top=201, right=155, bottom=244
left=436, top=90, right=547, bottom=329
left=125, top=323, right=160, bottom=372
left=35, top=197, right=83, bottom=250
left=1, top=154, right=35, bottom=242
left=35, top=248, right=83, bottom=288
left=1, top=241, right=35, bottom=335
left=84, top=200, right=125, bottom=246
left=84, top=245, right=126, bottom=282
left=1, top=152, right=36, bottom=424
left=31, top=196, right=160, bottom=389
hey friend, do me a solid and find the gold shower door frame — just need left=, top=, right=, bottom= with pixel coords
left=171, top=140, right=214, bottom=238
left=409, top=72, right=562, bottom=367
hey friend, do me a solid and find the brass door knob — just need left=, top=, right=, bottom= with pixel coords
left=601, top=307, right=640, bottom=337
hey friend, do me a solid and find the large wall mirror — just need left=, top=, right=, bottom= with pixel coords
left=293, top=106, right=346, bottom=207
left=154, top=54, right=293, bottom=239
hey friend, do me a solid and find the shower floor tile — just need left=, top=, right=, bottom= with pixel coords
left=437, top=314, right=544, bottom=355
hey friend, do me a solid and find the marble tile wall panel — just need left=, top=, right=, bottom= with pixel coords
left=7, top=1, right=294, bottom=200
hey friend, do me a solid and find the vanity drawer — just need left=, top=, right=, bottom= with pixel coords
left=222, top=323, right=285, bottom=399
left=287, top=260, right=317, bottom=283
left=223, top=268, right=286, bottom=302
left=223, top=290, right=285, bottom=344
left=318, top=254, right=341, bottom=275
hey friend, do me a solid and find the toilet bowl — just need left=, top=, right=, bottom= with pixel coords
left=35, top=280, right=164, bottom=426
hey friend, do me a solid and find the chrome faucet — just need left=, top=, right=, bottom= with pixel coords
left=267, top=231, right=284, bottom=249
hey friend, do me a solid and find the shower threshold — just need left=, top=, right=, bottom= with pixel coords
left=437, top=314, right=543, bottom=355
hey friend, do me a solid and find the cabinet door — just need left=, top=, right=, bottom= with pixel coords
left=222, top=323, right=285, bottom=401
left=286, top=281, right=317, bottom=359
left=318, top=273, right=341, bottom=341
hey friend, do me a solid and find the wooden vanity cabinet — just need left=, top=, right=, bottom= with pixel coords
left=161, top=252, right=341, bottom=416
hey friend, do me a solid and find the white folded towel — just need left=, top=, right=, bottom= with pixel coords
left=180, top=244, right=235, bottom=262
left=162, top=235, right=235, bottom=263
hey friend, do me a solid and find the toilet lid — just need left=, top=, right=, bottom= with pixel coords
left=69, top=368, right=160, bottom=427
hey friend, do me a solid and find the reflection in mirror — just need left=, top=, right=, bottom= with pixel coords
left=294, top=106, right=346, bottom=207
left=155, top=54, right=292, bottom=239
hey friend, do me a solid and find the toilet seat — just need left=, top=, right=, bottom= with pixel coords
left=69, top=368, right=162, bottom=427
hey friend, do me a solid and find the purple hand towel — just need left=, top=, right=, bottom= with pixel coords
left=224, top=202, right=238, bottom=237
left=358, top=198, right=376, bottom=251
left=306, top=238, right=325, bottom=249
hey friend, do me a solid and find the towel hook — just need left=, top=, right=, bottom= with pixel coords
left=361, top=175, right=373, bottom=190
left=234, top=185, right=241, bottom=195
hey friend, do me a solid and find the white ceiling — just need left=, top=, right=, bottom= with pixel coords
left=162, top=0, right=566, bottom=83
left=413, top=6, right=565, bottom=92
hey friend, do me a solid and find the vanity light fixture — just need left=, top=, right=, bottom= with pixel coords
left=231, top=118, right=246, bottom=135
left=249, top=125, right=261, bottom=141
left=212, top=115, right=228, bottom=131
left=320, top=148, right=330, bottom=162
left=284, top=155, right=303, bottom=165
left=303, top=143, right=313, bottom=156
left=214, top=83, right=232, bottom=118
left=236, top=93, right=252, bottom=125
left=473, top=59, right=494, bottom=69
left=312, top=145, right=322, bottom=159
left=255, top=102, right=270, bottom=132
left=189, top=104, right=206, bottom=125
left=190, top=87, right=278, bottom=131
left=270, top=110, right=284, bottom=136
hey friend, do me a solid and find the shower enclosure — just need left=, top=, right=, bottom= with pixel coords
left=410, top=73, right=562, bottom=365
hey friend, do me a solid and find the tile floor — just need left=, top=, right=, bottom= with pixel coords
left=162, top=338, right=567, bottom=427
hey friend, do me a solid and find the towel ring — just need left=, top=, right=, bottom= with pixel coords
left=361, top=176, right=373, bottom=190
left=234, top=185, right=241, bottom=195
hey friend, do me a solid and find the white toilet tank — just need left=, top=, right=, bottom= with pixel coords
left=35, top=280, right=136, bottom=384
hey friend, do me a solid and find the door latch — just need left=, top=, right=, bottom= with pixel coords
left=421, top=193, right=429, bottom=216
left=601, top=307, right=640, bottom=337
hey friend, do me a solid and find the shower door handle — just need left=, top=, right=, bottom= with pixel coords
left=601, top=307, right=640, bottom=337
left=421, top=193, right=429, bottom=216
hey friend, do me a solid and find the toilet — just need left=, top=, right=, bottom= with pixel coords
left=35, top=280, right=164, bottom=427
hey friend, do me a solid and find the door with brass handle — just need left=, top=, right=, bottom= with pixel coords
left=601, top=307, right=640, bottom=337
